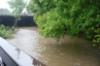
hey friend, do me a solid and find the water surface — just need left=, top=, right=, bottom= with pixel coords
left=7, top=27, right=100, bottom=66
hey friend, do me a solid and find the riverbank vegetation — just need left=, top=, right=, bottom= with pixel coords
left=28, top=0, right=100, bottom=49
left=0, top=25, right=13, bottom=38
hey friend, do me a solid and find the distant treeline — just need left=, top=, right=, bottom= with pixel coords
left=0, top=15, right=36, bottom=27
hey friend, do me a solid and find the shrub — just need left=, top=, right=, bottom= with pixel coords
left=29, top=0, right=100, bottom=48
left=36, top=9, right=67, bottom=38
left=0, top=25, right=13, bottom=38
left=92, top=28, right=100, bottom=49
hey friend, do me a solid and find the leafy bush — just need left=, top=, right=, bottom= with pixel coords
left=36, top=9, right=67, bottom=38
left=28, top=0, right=100, bottom=48
left=92, top=28, right=100, bottom=48
left=0, top=25, right=13, bottom=38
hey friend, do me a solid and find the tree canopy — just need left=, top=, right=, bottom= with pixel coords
left=8, top=0, right=25, bottom=15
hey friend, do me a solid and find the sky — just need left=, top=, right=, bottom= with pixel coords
left=0, top=0, right=30, bottom=12
left=0, top=0, right=11, bottom=10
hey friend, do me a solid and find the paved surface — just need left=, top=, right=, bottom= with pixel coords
left=0, top=37, right=33, bottom=66
left=0, top=47, right=18, bottom=66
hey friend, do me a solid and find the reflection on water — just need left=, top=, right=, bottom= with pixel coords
left=7, top=27, right=100, bottom=66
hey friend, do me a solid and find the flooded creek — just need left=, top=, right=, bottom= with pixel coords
left=7, top=27, right=100, bottom=66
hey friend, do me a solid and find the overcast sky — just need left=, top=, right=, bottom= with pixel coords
left=0, top=0, right=29, bottom=11
left=0, top=0, right=11, bottom=10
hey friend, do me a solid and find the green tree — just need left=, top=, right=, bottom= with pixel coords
left=28, top=0, right=56, bottom=15
left=8, top=0, right=25, bottom=15
left=8, top=0, right=26, bottom=29
left=28, top=0, right=100, bottom=48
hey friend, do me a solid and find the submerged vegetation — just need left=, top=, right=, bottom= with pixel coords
left=28, top=0, right=100, bottom=48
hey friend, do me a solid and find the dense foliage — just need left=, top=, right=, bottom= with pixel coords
left=0, top=25, right=13, bottom=38
left=28, top=0, right=100, bottom=48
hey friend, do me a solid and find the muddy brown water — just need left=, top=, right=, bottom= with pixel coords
left=7, top=27, right=100, bottom=66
